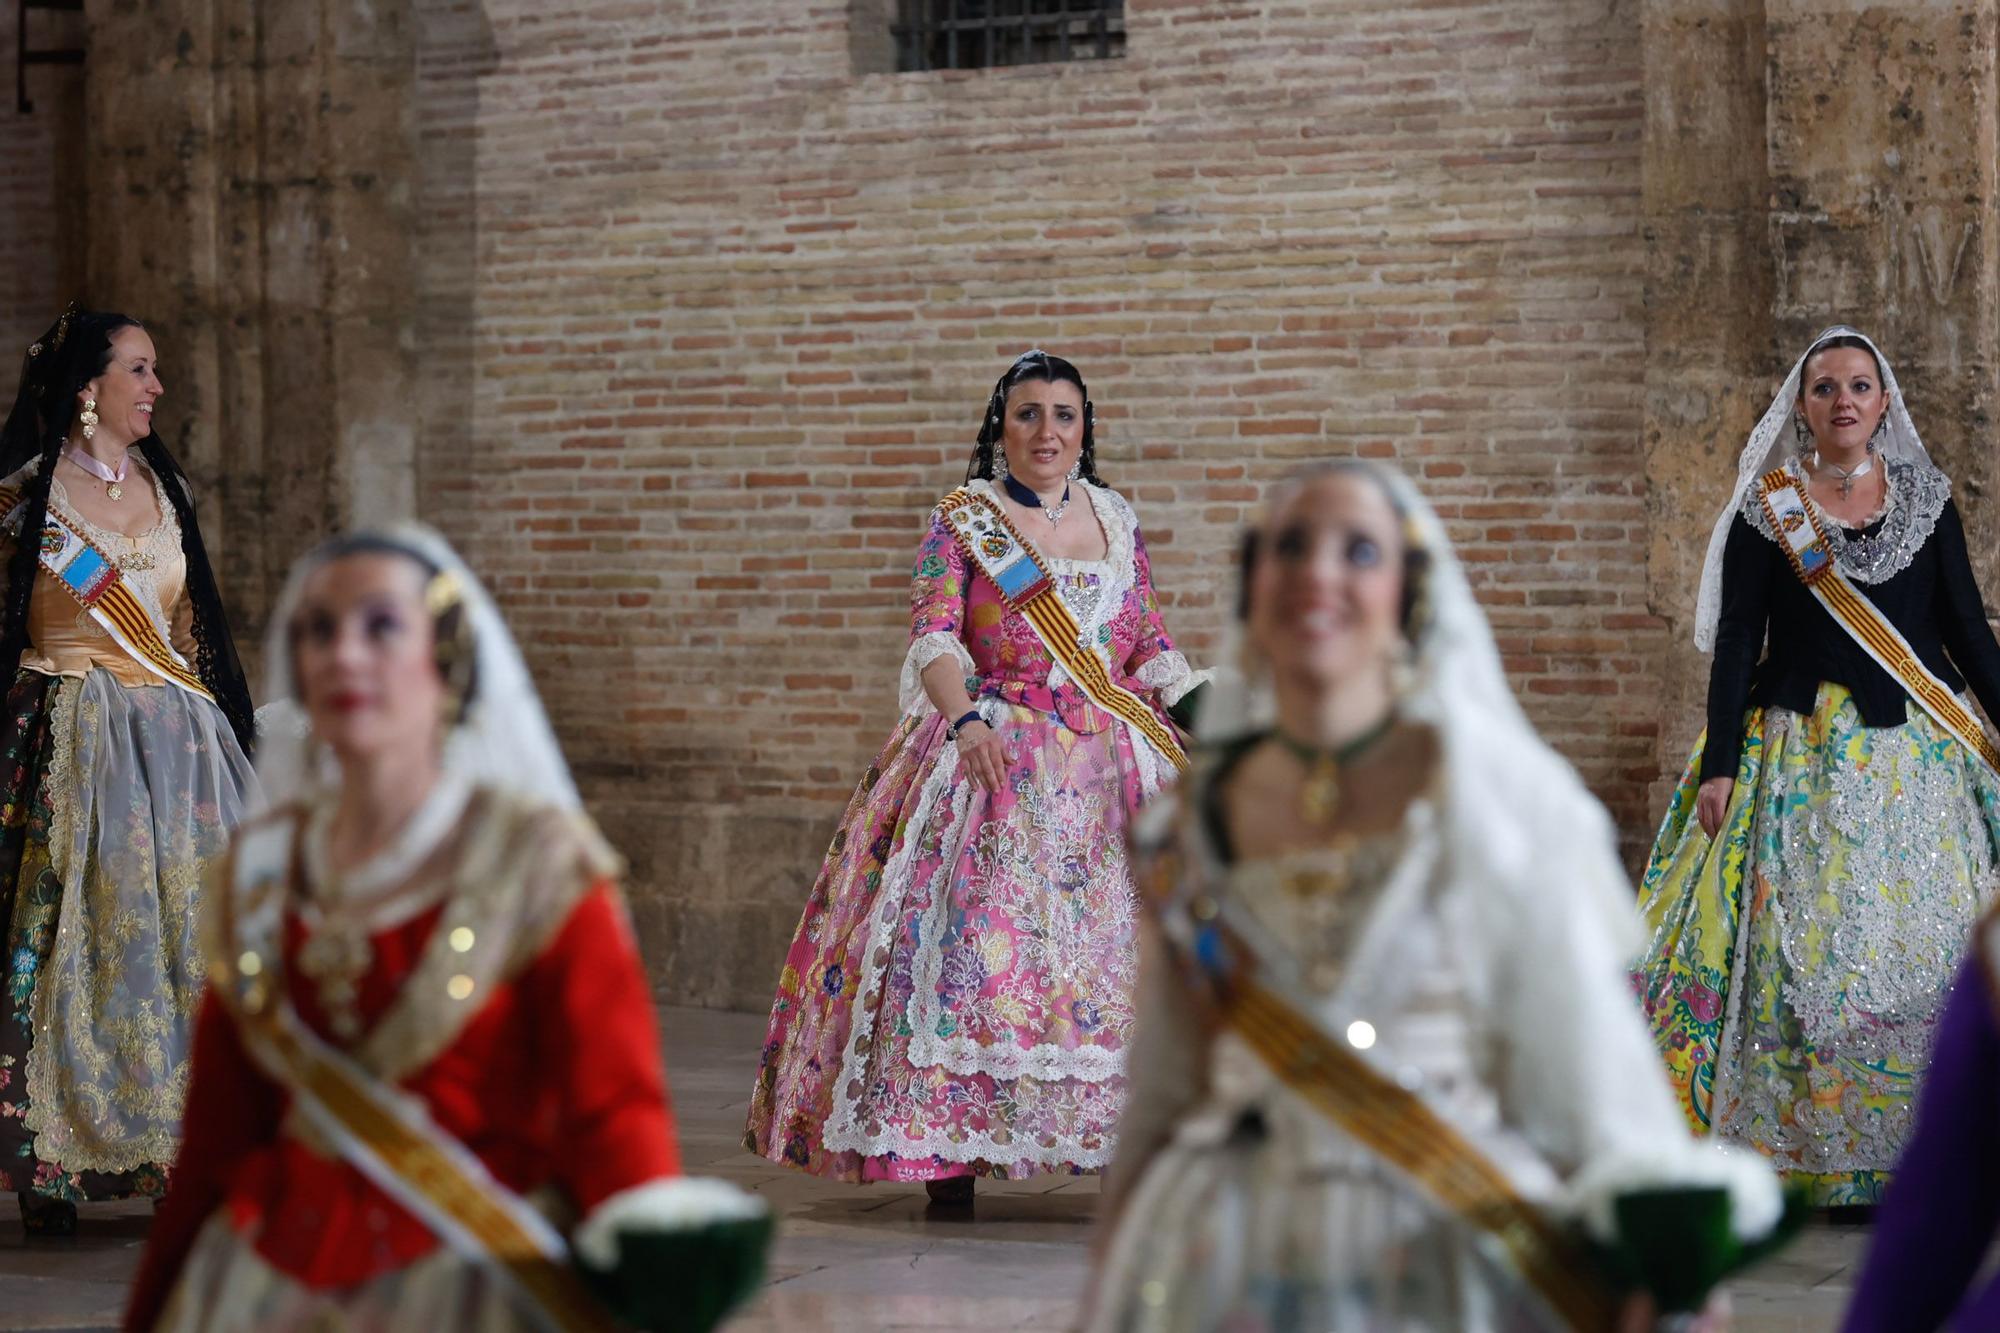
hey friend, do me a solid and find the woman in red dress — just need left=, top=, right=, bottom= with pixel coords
left=125, top=526, right=768, bottom=1332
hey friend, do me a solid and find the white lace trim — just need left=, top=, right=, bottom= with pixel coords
left=818, top=694, right=1135, bottom=1169
left=911, top=1037, right=1126, bottom=1083
left=819, top=718, right=973, bottom=1152
left=1741, top=456, right=1948, bottom=586
left=898, top=632, right=975, bottom=716
left=827, top=1116, right=1115, bottom=1170
left=1136, top=651, right=1210, bottom=706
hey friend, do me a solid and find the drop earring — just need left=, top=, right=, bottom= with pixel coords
left=79, top=398, right=98, bottom=442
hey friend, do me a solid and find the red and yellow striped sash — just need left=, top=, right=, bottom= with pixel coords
left=1145, top=846, right=1616, bottom=1332
left=938, top=487, right=1188, bottom=772
left=1759, top=470, right=2000, bottom=777
left=0, top=484, right=212, bottom=701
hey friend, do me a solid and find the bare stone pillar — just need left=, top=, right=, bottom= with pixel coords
left=1765, top=0, right=2000, bottom=585
left=1642, top=0, right=1775, bottom=796
left=78, top=0, right=420, bottom=670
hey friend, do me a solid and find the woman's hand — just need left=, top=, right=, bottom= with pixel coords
left=1695, top=776, right=1735, bottom=840
left=956, top=720, right=1009, bottom=793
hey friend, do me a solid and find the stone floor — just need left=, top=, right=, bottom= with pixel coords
left=0, top=1006, right=1867, bottom=1331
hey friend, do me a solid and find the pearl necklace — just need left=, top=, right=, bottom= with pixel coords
left=63, top=446, right=129, bottom=501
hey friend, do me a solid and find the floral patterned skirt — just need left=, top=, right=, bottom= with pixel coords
left=0, top=667, right=252, bottom=1202
left=743, top=700, right=1155, bottom=1182
left=1632, top=682, right=2000, bottom=1206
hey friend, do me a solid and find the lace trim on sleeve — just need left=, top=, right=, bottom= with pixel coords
left=898, top=631, right=975, bottom=716
left=1134, top=650, right=1212, bottom=706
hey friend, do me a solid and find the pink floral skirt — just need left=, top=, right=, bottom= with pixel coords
left=743, top=700, right=1154, bottom=1181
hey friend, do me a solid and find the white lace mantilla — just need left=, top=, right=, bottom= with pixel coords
left=1742, top=457, right=1949, bottom=586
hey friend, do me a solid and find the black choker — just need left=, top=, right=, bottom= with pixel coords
left=1001, top=473, right=1073, bottom=527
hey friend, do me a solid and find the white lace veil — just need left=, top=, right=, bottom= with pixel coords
left=1692, top=325, right=1932, bottom=651
left=1199, top=459, right=1639, bottom=942
left=252, top=522, right=581, bottom=813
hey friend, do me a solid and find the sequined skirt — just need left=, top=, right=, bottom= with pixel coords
left=1632, top=682, right=2000, bottom=1205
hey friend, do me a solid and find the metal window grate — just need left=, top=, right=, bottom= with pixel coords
left=16, top=0, right=85, bottom=115
left=893, top=0, right=1124, bottom=74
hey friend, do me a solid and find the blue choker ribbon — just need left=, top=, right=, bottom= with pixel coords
left=1001, top=473, right=1067, bottom=511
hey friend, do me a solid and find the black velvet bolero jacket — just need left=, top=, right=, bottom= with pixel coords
left=1702, top=461, right=2000, bottom=781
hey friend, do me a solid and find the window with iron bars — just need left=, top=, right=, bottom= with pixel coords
left=893, top=1, right=1124, bottom=74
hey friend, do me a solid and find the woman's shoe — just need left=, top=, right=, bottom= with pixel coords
left=924, top=1176, right=974, bottom=1209
left=17, top=1191, right=76, bottom=1237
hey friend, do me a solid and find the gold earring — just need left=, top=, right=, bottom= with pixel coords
left=79, top=398, right=98, bottom=442
left=424, top=569, right=463, bottom=617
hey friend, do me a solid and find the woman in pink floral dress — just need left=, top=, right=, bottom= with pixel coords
left=744, top=351, right=1208, bottom=1203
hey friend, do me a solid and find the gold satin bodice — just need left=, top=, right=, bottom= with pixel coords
left=16, top=473, right=194, bottom=687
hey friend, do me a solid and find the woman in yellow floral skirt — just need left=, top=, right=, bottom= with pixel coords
left=1634, top=326, right=2000, bottom=1206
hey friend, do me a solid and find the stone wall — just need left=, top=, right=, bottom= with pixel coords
left=12, top=0, right=430, bottom=672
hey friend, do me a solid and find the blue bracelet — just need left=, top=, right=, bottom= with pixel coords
left=948, top=710, right=984, bottom=739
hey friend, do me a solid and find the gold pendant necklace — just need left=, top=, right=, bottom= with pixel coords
left=62, top=445, right=128, bottom=501
left=1274, top=714, right=1399, bottom=830
left=296, top=921, right=373, bottom=1042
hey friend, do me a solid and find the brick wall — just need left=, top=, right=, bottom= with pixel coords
left=413, top=0, right=1656, bottom=1007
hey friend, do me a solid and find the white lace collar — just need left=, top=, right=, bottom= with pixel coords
left=1742, top=455, right=1950, bottom=586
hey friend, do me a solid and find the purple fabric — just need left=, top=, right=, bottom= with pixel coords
left=1842, top=957, right=2000, bottom=1332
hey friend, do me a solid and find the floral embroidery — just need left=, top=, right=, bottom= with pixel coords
left=746, top=482, right=1197, bottom=1180
left=1635, top=683, right=1999, bottom=1205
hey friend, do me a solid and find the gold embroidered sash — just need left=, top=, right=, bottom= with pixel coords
left=938, top=486, right=1187, bottom=772
left=211, top=825, right=617, bottom=1333
left=1140, top=849, right=1617, bottom=1332
left=1757, top=469, right=2000, bottom=776
left=0, top=484, right=212, bottom=700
